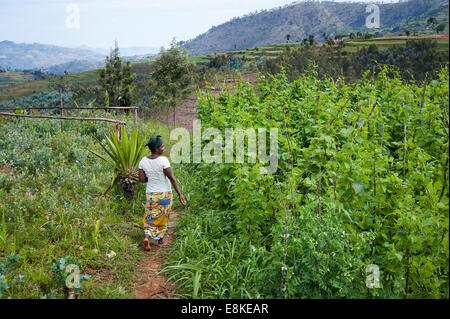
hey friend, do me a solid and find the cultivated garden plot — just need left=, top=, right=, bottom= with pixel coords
left=0, top=0, right=449, bottom=301
left=163, top=66, right=449, bottom=298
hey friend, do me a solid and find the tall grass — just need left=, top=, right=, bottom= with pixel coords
left=0, top=110, right=174, bottom=298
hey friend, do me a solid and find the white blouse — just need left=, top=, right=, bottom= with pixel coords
left=138, top=156, right=172, bottom=193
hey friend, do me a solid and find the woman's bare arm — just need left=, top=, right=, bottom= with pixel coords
left=139, top=169, right=148, bottom=183
left=163, top=167, right=186, bottom=206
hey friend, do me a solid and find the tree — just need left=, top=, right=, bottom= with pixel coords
left=150, top=38, right=192, bottom=127
left=98, top=40, right=136, bottom=108
left=327, top=37, right=335, bottom=46
left=436, top=22, right=446, bottom=34
left=405, top=29, right=411, bottom=36
left=427, top=17, right=437, bottom=29
left=308, top=34, right=315, bottom=46
left=286, top=34, right=291, bottom=43
left=48, top=73, right=71, bottom=95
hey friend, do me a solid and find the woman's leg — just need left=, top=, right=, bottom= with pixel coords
left=143, top=193, right=152, bottom=251
left=144, top=234, right=150, bottom=251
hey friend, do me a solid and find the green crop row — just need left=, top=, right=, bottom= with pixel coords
left=165, top=65, right=449, bottom=298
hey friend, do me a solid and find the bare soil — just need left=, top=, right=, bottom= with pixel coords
left=133, top=211, right=179, bottom=299
left=132, top=76, right=256, bottom=299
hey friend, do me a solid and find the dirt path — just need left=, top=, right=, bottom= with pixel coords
left=133, top=210, right=180, bottom=299
left=132, top=77, right=254, bottom=298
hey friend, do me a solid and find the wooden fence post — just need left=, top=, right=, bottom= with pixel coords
left=60, top=88, right=64, bottom=132
left=134, top=108, right=138, bottom=131
left=115, top=122, right=120, bottom=140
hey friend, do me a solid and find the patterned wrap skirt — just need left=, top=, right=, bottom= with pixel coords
left=143, top=192, right=173, bottom=240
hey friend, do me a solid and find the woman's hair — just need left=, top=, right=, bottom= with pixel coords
left=146, top=135, right=163, bottom=153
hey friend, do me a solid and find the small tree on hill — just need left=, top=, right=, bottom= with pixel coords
left=48, top=73, right=71, bottom=96
left=427, top=17, right=437, bottom=30
left=327, top=37, right=335, bottom=46
left=99, top=40, right=136, bottom=108
left=436, top=22, right=446, bottom=34
left=150, top=38, right=192, bottom=127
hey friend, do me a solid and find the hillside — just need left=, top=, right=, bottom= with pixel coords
left=41, top=55, right=156, bottom=75
left=0, top=34, right=448, bottom=102
left=181, top=0, right=449, bottom=55
left=0, top=40, right=159, bottom=76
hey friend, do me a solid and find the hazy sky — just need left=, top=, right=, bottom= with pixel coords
left=0, top=0, right=399, bottom=49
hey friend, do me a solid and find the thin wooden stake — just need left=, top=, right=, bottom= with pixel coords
left=115, top=122, right=120, bottom=140
left=419, top=80, right=427, bottom=113
left=404, top=253, right=410, bottom=299
left=403, top=123, right=407, bottom=179
left=333, top=172, right=337, bottom=201
left=275, top=178, right=289, bottom=300
left=317, top=159, right=322, bottom=218
left=0, top=106, right=138, bottom=111
left=60, top=88, right=64, bottom=132
left=134, top=108, right=138, bottom=131
left=0, top=112, right=126, bottom=124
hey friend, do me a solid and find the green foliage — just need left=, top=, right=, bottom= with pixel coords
left=149, top=39, right=192, bottom=125
left=51, top=255, right=90, bottom=293
left=436, top=22, right=446, bottom=34
left=0, top=91, right=73, bottom=109
left=98, top=40, right=136, bottom=106
left=0, top=112, right=173, bottom=298
left=165, top=65, right=449, bottom=298
left=90, top=125, right=150, bottom=201
left=259, top=39, right=449, bottom=83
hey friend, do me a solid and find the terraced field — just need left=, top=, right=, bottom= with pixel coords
left=0, top=72, right=36, bottom=90
left=1, top=34, right=448, bottom=102
left=343, top=34, right=449, bottom=53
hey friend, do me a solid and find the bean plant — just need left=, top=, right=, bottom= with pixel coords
left=165, top=65, right=449, bottom=298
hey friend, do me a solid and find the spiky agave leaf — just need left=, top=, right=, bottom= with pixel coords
left=90, top=125, right=151, bottom=199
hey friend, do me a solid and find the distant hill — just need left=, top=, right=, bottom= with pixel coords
left=0, top=40, right=104, bottom=70
left=0, top=41, right=159, bottom=75
left=181, top=0, right=449, bottom=55
left=41, top=59, right=106, bottom=75
left=73, top=45, right=160, bottom=57
left=118, top=46, right=160, bottom=56
left=42, top=54, right=157, bottom=75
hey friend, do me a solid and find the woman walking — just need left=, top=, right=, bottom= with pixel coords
left=138, top=135, right=186, bottom=250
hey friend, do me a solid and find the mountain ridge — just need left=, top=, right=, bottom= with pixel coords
left=181, top=0, right=449, bottom=55
left=0, top=40, right=104, bottom=71
left=0, top=40, right=158, bottom=74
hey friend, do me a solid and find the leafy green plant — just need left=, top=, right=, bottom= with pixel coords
left=51, top=255, right=90, bottom=293
left=0, top=111, right=171, bottom=298
left=164, top=64, right=449, bottom=299
left=90, top=125, right=150, bottom=201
